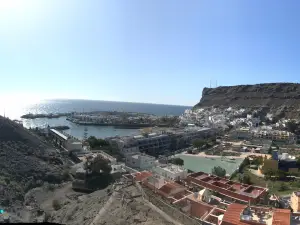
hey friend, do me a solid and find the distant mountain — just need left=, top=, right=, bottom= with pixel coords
left=194, top=83, right=300, bottom=118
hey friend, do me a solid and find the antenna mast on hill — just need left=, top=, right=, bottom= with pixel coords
left=216, top=80, right=218, bottom=88
left=210, top=80, right=211, bottom=88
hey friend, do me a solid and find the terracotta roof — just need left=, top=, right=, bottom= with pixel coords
left=159, top=182, right=184, bottom=195
left=134, top=171, right=152, bottom=182
left=221, top=203, right=248, bottom=225
left=190, top=200, right=214, bottom=218
left=272, top=209, right=291, bottom=225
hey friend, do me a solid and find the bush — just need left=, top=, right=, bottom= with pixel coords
left=47, top=184, right=55, bottom=191
left=52, top=199, right=61, bottom=210
left=169, top=158, right=184, bottom=166
left=62, top=169, right=70, bottom=181
left=278, top=183, right=288, bottom=192
left=212, top=166, right=226, bottom=177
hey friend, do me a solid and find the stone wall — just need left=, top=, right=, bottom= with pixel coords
left=143, top=188, right=205, bottom=225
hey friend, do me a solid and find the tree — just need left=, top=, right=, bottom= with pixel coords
left=278, top=183, right=288, bottom=192
left=239, top=174, right=251, bottom=184
left=264, top=169, right=275, bottom=180
left=87, top=136, right=109, bottom=149
left=276, top=170, right=287, bottom=180
left=240, top=122, right=248, bottom=127
left=89, top=155, right=112, bottom=174
left=296, top=157, right=300, bottom=167
left=170, top=158, right=184, bottom=166
left=187, top=149, right=193, bottom=154
left=286, top=121, right=298, bottom=133
left=212, top=166, right=226, bottom=177
left=268, top=147, right=272, bottom=154
left=192, top=139, right=206, bottom=149
left=252, top=156, right=264, bottom=166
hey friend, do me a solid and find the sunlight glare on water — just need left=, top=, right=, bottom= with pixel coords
left=0, top=93, right=43, bottom=119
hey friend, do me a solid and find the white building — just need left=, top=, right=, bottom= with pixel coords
left=152, top=164, right=188, bottom=181
left=66, top=140, right=83, bottom=152
left=125, top=153, right=156, bottom=170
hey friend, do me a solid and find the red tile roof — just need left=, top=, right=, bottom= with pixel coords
left=272, top=209, right=291, bottom=225
left=187, top=172, right=268, bottom=203
left=190, top=200, right=214, bottom=219
left=134, top=171, right=152, bottom=182
left=159, top=182, right=185, bottom=195
left=221, top=203, right=248, bottom=225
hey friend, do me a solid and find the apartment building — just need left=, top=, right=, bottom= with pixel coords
left=108, top=127, right=215, bottom=157
left=133, top=133, right=171, bottom=157
left=187, top=172, right=268, bottom=204
left=167, top=127, right=216, bottom=150
left=253, top=129, right=296, bottom=144
left=125, top=153, right=156, bottom=170
left=152, top=164, right=188, bottom=181
left=232, top=127, right=252, bottom=140
left=232, top=127, right=296, bottom=144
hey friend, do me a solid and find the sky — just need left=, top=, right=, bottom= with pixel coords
left=1, top=0, right=300, bottom=106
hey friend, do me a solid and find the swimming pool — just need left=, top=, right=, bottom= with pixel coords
left=178, top=154, right=244, bottom=175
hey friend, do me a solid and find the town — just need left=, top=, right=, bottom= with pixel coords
left=27, top=105, right=300, bottom=225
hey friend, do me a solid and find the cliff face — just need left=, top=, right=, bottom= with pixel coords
left=194, top=83, right=300, bottom=118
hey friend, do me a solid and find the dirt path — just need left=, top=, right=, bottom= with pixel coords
left=89, top=192, right=117, bottom=225
left=144, top=200, right=182, bottom=225
left=41, top=183, right=73, bottom=210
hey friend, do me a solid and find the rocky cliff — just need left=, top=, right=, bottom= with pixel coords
left=194, top=83, right=300, bottom=118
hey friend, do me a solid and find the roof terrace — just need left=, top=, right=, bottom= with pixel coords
left=221, top=203, right=290, bottom=225
left=187, top=172, right=268, bottom=203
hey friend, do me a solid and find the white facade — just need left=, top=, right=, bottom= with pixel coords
left=66, top=140, right=83, bottom=151
left=147, top=176, right=165, bottom=189
left=152, top=165, right=188, bottom=181
left=125, top=153, right=156, bottom=170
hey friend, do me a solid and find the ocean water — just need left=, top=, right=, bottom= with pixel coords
left=3, top=99, right=191, bottom=139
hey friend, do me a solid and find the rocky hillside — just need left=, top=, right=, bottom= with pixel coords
left=0, top=116, right=68, bottom=217
left=194, top=83, right=300, bottom=118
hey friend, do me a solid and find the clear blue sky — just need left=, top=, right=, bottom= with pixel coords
left=1, top=0, right=300, bottom=106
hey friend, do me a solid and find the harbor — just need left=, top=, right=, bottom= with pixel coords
left=65, top=111, right=179, bottom=128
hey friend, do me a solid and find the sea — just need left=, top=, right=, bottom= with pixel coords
left=3, top=99, right=191, bottom=139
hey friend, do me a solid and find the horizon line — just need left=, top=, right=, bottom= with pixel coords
left=42, top=98, right=193, bottom=107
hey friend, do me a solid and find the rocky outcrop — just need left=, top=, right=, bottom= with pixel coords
left=194, top=83, right=300, bottom=118
left=0, top=116, right=68, bottom=210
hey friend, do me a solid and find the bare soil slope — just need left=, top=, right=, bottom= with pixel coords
left=0, top=116, right=67, bottom=210
left=29, top=183, right=175, bottom=225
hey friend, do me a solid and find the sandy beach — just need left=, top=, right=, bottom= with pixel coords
left=179, top=151, right=270, bottom=159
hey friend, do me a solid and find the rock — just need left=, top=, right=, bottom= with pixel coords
left=194, top=83, right=300, bottom=118
left=0, top=116, right=67, bottom=219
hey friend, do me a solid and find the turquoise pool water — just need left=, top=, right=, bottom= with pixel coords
left=178, top=154, right=244, bottom=175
